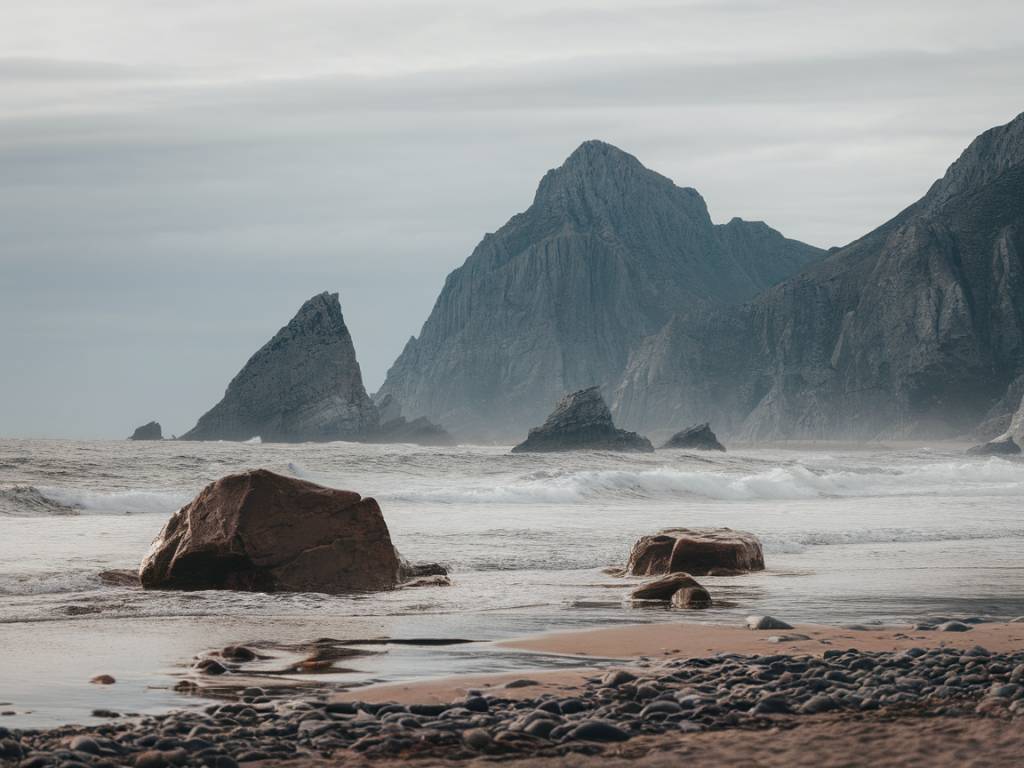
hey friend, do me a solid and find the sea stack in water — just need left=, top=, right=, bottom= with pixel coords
left=512, top=387, right=653, bottom=453
left=140, top=470, right=403, bottom=593
left=627, top=528, right=765, bottom=576
left=182, top=292, right=379, bottom=442
left=128, top=421, right=162, bottom=441
left=662, top=423, right=725, bottom=451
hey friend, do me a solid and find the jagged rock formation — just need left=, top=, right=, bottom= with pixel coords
left=662, top=423, right=725, bottom=451
left=378, top=140, right=824, bottom=440
left=140, top=470, right=402, bottom=593
left=128, top=421, right=162, bottom=441
left=615, top=112, right=1024, bottom=440
left=511, top=387, right=653, bottom=453
left=183, top=293, right=379, bottom=443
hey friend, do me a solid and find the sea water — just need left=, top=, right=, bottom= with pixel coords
left=1, top=438, right=1022, bottom=726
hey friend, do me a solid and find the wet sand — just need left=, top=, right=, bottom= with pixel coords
left=332, top=621, right=1024, bottom=705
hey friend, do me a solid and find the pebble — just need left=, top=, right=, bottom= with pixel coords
left=10, top=639, right=1024, bottom=763
left=747, top=615, right=793, bottom=630
left=936, top=621, right=973, bottom=632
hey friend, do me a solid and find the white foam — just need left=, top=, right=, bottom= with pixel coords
left=386, top=458, right=1024, bottom=505
left=35, top=487, right=187, bottom=515
left=244, top=436, right=262, bottom=444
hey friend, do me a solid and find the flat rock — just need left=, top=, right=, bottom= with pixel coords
left=747, top=615, right=793, bottom=630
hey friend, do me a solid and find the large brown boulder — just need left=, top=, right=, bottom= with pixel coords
left=627, top=528, right=764, bottom=576
left=139, top=469, right=402, bottom=593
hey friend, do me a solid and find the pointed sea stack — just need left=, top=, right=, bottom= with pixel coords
left=512, top=387, right=653, bottom=453
left=182, top=292, right=378, bottom=443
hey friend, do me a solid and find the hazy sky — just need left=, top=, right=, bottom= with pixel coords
left=3, top=0, right=1023, bottom=438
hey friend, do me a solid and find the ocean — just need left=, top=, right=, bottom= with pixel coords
left=1, top=438, right=1022, bottom=727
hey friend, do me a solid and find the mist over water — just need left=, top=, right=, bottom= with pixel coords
left=1, top=437, right=1023, bottom=726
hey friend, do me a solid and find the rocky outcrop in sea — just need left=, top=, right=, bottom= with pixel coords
left=662, top=423, right=725, bottom=451
left=128, top=421, right=162, bottom=441
left=377, top=140, right=823, bottom=440
left=182, top=292, right=379, bottom=443
left=511, top=387, right=653, bottom=453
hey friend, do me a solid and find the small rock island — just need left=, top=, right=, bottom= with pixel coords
left=512, top=387, right=654, bottom=453
left=662, top=423, right=726, bottom=451
left=128, top=421, right=162, bottom=441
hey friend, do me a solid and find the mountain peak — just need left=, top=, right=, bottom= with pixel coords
left=926, top=110, right=1024, bottom=209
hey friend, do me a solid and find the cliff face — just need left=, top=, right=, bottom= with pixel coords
left=183, top=292, right=379, bottom=442
left=614, top=112, right=1024, bottom=441
left=378, top=140, right=823, bottom=439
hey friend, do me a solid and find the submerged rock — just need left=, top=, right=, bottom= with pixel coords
left=967, top=436, right=1021, bottom=456
left=128, top=421, right=162, bottom=441
left=511, top=387, right=653, bottom=453
left=139, top=469, right=402, bottom=593
left=662, top=423, right=725, bottom=451
left=374, top=416, right=456, bottom=446
left=630, top=572, right=707, bottom=601
left=627, top=528, right=765, bottom=576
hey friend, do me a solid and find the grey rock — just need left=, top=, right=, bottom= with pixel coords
left=378, top=140, right=823, bottom=440
left=661, top=423, right=725, bottom=451
left=511, top=387, right=653, bottom=453
left=128, top=422, right=162, bottom=441
left=747, top=615, right=794, bottom=630
left=614, top=112, right=1024, bottom=441
left=183, top=292, right=378, bottom=443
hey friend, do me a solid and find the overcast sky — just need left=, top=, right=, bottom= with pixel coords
left=2, top=0, right=1023, bottom=438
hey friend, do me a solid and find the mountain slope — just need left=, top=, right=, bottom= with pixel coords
left=378, top=140, right=824, bottom=439
left=614, top=112, right=1024, bottom=440
left=183, top=292, right=378, bottom=442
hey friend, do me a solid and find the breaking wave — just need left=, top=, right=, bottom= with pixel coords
left=387, top=458, right=1024, bottom=505
left=0, top=485, right=187, bottom=516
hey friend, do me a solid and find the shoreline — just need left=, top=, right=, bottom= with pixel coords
left=6, top=619, right=1023, bottom=766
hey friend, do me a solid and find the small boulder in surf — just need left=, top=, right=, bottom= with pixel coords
left=627, top=528, right=764, bottom=577
left=661, top=423, right=725, bottom=451
left=512, top=387, right=653, bottom=453
left=128, top=421, right=163, bottom=441
left=139, top=469, right=402, bottom=593
left=630, top=572, right=711, bottom=608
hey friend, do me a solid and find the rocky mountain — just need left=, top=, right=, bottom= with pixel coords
left=378, top=140, right=824, bottom=440
left=183, top=292, right=379, bottom=442
left=614, top=111, right=1024, bottom=440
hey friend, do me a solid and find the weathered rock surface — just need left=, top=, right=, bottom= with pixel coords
left=614, top=112, right=1024, bottom=440
left=511, top=387, right=653, bottom=453
left=139, top=469, right=402, bottom=593
left=128, top=421, right=162, bottom=441
left=183, top=293, right=379, bottom=443
left=627, top=528, right=765, bottom=576
left=662, top=423, right=725, bottom=451
left=378, top=140, right=824, bottom=440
